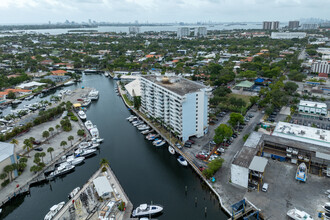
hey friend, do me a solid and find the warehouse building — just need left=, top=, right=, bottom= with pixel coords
left=298, top=100, right=327, bottom=116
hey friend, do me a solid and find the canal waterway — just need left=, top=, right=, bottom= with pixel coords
left=2, top=74, right=228, bottom=220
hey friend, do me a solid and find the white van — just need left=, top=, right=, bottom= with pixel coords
left=262, top=183, right=269, bottom=192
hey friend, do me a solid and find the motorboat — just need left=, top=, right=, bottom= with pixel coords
left=152, top=139, right=161, bottom=145
left=177, top=156, right=188, bottom=166
left=104, top=72, right=109, bottom=77
left=132, top=204, right=163, bottom=217
left=295, top=163, right=307, bottom=182
left=322, top=212, right=330, bottom=220
left=138, top=125, right=150, bottom=131
left=75, top=148, right=97, bottom=157
left=133, top=121, right=144, bottom=127
left=155, top=140, right=166, bottom=147
left=88, top=89, right=99, bottom=100
left=48, top=164, right=75, bottom=179
left=129, top=116, right=138, bottom=122
left=322, top=203, right=330, bottom=212
left=84, top=120, right=93, bottom=130
left=67, top=155, right=85, bottom=165
left=141, top=130, right=150, bottom=135
left=92, top=137, right=104, bottom=143
left=88, top=142, right=100, bottom=149
left=68, top=187, right=80, bottom=199
left=147, top=135, right=156, bottom=141
left=44, top=201, right=65, bottom=220
left=11, top=100, right=22, bottom=105
left=126, top=115, right=136, bottom=121
left=25, top=95, right=34, bottom=100
left=78, top=110, right=87, bottom=120
left=90, top=126, right=99, bottom=138
left=79, top=141, right=91, bottom=149
left=286, top=208, right=313, bottom=220
left=64, top=80, right=75, bottom=86
left=81, top=98, right=91, bottom=107
left=168, top=146, right=175, bottom=155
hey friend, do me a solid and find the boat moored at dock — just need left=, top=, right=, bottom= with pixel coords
left=132, top=204, right=163, bottom=217
left=78, top=110, right=87, bottom=120
left=286, top=208, right=313, bottom=220
left=44, top=201, right=65, bottom=220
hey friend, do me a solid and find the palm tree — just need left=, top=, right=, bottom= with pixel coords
left=100, top=158, right=109, bottom=167
left=68, top=135, right=74, bottom=146
left=55, top=124, right=61, bottom=133
left=0, top=173, right=7, bottom=181
left=49, top=127, right=54, bottom=136
left=3, top=165, right=14, bottom=182
left=23, top=142, right=33, bottom=156
left=10, top=138, right=18, bottom=146
left=40, top=152, right=46, bottom=163
left=42, top=130, right=50, bottom=142
left=47, top=147, right=54, bottom=161
left=60, top=141, right=67, bottom=149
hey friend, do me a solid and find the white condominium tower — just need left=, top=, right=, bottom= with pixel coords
left=140, top=76, right=210, bottom=141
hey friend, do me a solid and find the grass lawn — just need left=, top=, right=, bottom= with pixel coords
left=227, top=93, right=251, bottom=106
left=122, top=94, right=133, bottom=106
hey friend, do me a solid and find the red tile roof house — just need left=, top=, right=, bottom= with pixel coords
left=0, top=89, right=32, bottom=99
left=40, top=59, right=54, bottom=65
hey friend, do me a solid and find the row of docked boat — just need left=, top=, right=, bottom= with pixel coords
left=127, top=115, right=167, bottom=147
left=84, top=120, right=101, bottom=139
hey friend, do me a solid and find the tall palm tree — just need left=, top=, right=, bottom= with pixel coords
left=68, top=136, right=74, bottom=146
left=3, top=165, right=14, bottom=182
left=55, top=124, right=61, bottom=133
left=40, top=152, right=46, bottom=163
left=10, top=139, right=18, bottom=146
left=49, top=127, right=54, bottom=136
left=60, top=141, right=67, bottom=149
left=47, top=147, right=54, bottom=161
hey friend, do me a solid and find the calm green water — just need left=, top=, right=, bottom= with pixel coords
left=1, top=74, right=228, bottom=220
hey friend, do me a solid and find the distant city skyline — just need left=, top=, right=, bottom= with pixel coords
left=0, top=0, right=329, bottom=25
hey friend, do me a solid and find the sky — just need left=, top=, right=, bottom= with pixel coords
left=0, top=0, right=329, bottom=24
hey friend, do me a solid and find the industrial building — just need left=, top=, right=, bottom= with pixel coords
left=298, top=100, right=328, bottom=116
left=177, top=27, right=189, bottom=38
left=263, top=21, right=279, bottom=30
left=231, top=124, right=330, bottom=189
left=0, top=142, right=18, bottom=188
left=140, top=75, right=210, bottom=141
left=270, top=32, right=306, bottom=39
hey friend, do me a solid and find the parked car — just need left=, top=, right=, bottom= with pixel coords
left=184, top=142, right=192, bottom=148
left=195, top=154, right=207, bottom=160
left=210, top=140, right=216, bottom=145
left=217, top=147, right=225, bottom=153
left=33, top=140, right=41, bottom=145
left=262, top=183, right=269, bottom=192
left=186, top=140, right=195, bottom=144
left=34, top=147, right=43, bottom=151
left=175, top=142, right=182, bottom=149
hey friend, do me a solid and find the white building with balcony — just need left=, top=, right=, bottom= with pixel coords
left=140, top=76, right=210, bottom=141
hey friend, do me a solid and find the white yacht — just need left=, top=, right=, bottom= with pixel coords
left=66, top=155, right=85, bottom=165
left=90, top=126, right=99, bottom=138
left=132, top=204, right=163, bottom=217
left=92, top=137, right=104, bottom=143
left=75, top=148, right=97, bottom=157
left=44, top=201, right=65, bottom=220
left=81, top=98, right=91, bottom=107
left=84, top=120, right=93, bottom=130
left=88, top=89, right=99, bottom=100
left=64, top=80, right=75, bottom=86
left=168, top=146, right=175, bottom=154
left=48, top=164, right=75, bottom=179
left=287, top=208, right=314, bottom=220
left=78, top=111, right=87, bottom=120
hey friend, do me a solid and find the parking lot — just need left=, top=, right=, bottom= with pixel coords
left=246, top=159, right=330, bottom=219
left=291, top=113, right=330, bottom=130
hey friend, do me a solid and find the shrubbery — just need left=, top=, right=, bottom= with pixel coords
left=203, top=158, right=224, bottom=179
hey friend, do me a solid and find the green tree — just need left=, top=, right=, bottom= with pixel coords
left=3, top=165, right=15, bottom=182
left=7, top=91, right=16, bottom=99
left=47, top=147, right=54, bottom=161
left=42, top=130, right=50, bottom=140
left=60, top=141, right=67, bottom=148
left=100, top=158, right=109, bottom=167
left=77, top=129, right=85, bottom=136
left=213, top=124, right=233, bottom=144
left=284, top=81, right=299, bottom=94
left=10, top=138, right=18, bottom=146
left=40, top=152, right=46, bottom=163
left=55, top=124, right=61, bottom=133
left=249, top=96, right=259, bottom=106
left=48, top=127, right=54, bottom=136
left=0, top=173, right=7, bottom=180
left=228, top=113, right=244, bottom=128
left=68, top=135, right=74, bottom=146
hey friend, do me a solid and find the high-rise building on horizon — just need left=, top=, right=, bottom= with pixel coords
left=129, top=26, right=140, bottom=34
left=177, top=27, right=189, bottom=38
left=288, top=21, right=299, bottom=29
left=194, top=27, right=207, bottom=37
left=263, top=21, right=279, bottom=30
left=301, top=23, right=318, bottom=30
left=140, top=75, right=210, bottom=141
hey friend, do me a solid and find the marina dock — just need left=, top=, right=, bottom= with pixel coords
left=53, top=165, right=135, bottom=220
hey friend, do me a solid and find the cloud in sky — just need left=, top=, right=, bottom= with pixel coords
left=0, top=0, right=329, bottom=24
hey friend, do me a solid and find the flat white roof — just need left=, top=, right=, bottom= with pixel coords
left=299, top=100, right=327, bottom=109
left=249, top=156, right=268, bottom=172
left=17, top=81, right=46, bottom=89
left=273, top=122, right=330, bottom=148
left=125, top=79, right=141, bottom=97
left=244, top=132, right=263, bottom=148
left=0, top=142, right=14, bottom=163
left=93, top=176, right=113, bottom=197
